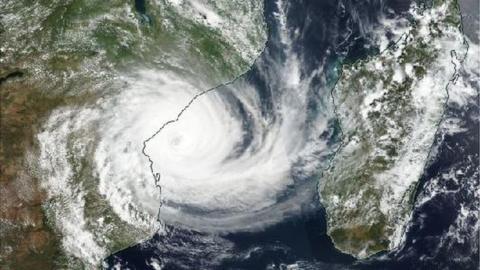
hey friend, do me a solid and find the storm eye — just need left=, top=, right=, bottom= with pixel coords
left=170, top=135, right=183, bottom=146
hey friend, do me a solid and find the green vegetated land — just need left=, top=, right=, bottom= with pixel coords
left=320, top=0, right=466, bottom=258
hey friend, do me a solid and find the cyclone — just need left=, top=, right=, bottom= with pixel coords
left=93, top=0, right=346, bottom=233
left=143, top=51, right=333, bottom=232
left=37, top=0, right=342, bottom=245
left=100, top=19, right=336, bottom=232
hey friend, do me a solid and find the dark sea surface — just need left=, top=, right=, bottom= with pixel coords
left=134, top=0, right=147, bottom=15
left=105, top=0, right=478, bottom=269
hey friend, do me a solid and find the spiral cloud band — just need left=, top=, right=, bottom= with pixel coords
left=142, top=44, right=336, bottom=230
left=37, top=2, right=338, bottom=255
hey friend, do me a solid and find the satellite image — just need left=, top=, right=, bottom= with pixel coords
left=0, top=0, right=478, bottom=269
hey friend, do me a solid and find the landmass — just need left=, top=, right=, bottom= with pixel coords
left=320, top=0, right=468, bottom=258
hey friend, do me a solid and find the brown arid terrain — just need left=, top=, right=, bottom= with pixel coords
left=0, top=67, right=62, bottom=269
left=0, top=64, right=98, bottom=269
